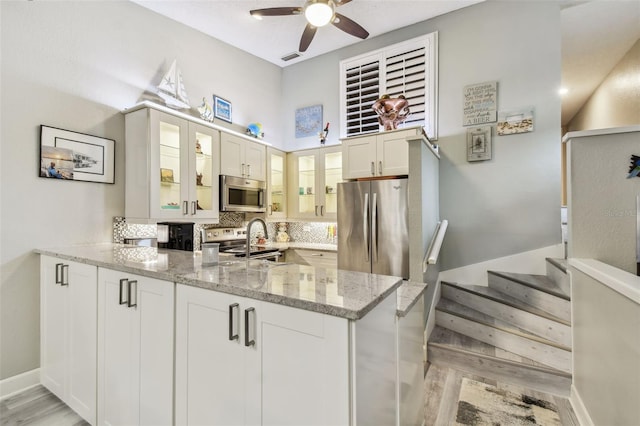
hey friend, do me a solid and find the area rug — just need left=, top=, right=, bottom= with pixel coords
left=455, top=378, right=561, bottom=425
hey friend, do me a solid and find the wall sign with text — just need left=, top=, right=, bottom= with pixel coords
left=463, top=81, right=497, bottom=126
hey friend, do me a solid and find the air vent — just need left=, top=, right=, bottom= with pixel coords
left=281, top=52, right=301, bottom=62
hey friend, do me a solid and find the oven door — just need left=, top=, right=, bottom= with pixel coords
left=220, top=175, right=266, bottom=212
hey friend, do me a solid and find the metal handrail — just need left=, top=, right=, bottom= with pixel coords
left=423, top=220, right=448, bottom=273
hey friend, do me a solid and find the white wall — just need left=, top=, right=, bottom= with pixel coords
left=569, top=262, right=640, bottom=426
left=567, top=39, right=640, bottom=132
left=566, top=128, right=640, bottom=274
left=0, top=1, right=283, bottom=380
left=282, top=1, right=563, bottom=271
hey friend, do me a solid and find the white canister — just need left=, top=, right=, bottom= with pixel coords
left=201, top=242, right=220, bottom=266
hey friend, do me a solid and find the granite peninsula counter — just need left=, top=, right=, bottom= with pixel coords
left=35, top=243, right=401, bottom=320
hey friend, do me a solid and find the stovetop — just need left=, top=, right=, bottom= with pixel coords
left=202, top=227, right=279, bottom=257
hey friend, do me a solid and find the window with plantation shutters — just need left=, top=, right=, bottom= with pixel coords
left=339, top=32, right=438, bottom=140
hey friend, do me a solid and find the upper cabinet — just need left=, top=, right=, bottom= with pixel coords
left=287, top=145, right=342, bottom=221
left=220, top=132, right=266, bottom=181
left=341, top=126, right=424, bottom=179
left=124, top=106, right=220, bottom=222
left=266, top=147, right=287, bottom=220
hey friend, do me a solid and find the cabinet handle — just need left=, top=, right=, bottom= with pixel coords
left=191, top=201, right=197, bottom=215
left=315, top=205, right=319, bottom=216
left=55, top=263, right=63, bottom=285
left=311, top=253, right=324, bottom=257
left=127, top=280, right=137, bottom=308
left=61, top=264, right=69, bottom=286
left=320, top=205, right=324, bottom=216
left=183, top=201, right=188, bottom=215
left=247, top=164, right=251, bottom=177
left=229, top=303, right=239, bottom=341
left=371, top=161, right=375, bottom=175
left=378, top=161, right=382, bottom=175
left=119, top=279, right=128, bottom=305
left=242, top=163, right=246, bottom=177
left=244, top=307, right=255, bottom=347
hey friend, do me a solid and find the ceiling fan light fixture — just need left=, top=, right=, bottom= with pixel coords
left=304, top=0, right=335, bottom=27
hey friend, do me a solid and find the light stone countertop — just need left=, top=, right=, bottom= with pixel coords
left=35, top=243, right=401, bottom=320
left=396, top=281, right=428, bottom=317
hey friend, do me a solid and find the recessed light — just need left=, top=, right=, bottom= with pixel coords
left=558, top=87, right=569, bottom=96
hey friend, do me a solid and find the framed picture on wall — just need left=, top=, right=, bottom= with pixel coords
left=466, top=126, right=492, bottom=162
left=39, top=125, right=115, bottom=183
left=213, top=95, right=232, bottom=123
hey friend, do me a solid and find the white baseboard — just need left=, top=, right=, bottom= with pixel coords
left=438, top=244, right=564, bottom=286
left=570, top=384, right=594, bottom=426
left=0, top=368, right=40, bottom=400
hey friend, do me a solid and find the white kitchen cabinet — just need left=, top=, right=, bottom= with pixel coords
left=97, top=268, right=174, bottom=426
left=266, top=147, right=287, bottom=220
left=124, top=105, right=221, bottom=222
left=220, top=132, right=266, bottom=181
left=284, top=248, right=337, bottom=269
left=175, top=283, right=350, bottom=426
left=40, top=256, right=97, bottom=425
left=287, top=145, right=342, bottom=221
left=342, top=126, right=424, bottom=179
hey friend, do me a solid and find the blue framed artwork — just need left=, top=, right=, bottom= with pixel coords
left=214, top=95, right=232, bottom=123
left=295, top=105, right=322, bottom=138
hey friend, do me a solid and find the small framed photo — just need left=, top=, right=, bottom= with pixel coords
left=160, top=168, right=175, bottom=183
left=467, top=126, right=492, bottom=162
left=213, top=95, right=232, bottom=123
left=40, top=125, right=115, bottom=183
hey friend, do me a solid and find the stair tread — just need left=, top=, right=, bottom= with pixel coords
left=441, top=281, right=571, bottom=326
left=428, top=326, right=571, bottom=377
left=436, top=298, right=571, bottom=351
left=489, top=270, right=570, bottom=300
left=546, top=257, right=568, bottom=273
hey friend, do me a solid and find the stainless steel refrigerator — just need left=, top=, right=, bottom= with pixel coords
left=337, top=178, right=409, bottom=279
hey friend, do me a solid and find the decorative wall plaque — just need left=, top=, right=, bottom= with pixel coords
left=463, top=81, right=497, bottom=126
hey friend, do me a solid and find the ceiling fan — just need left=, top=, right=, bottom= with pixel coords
left=250, top=0, right=369, bottom=53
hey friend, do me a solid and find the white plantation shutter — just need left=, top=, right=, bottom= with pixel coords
left=340, top=32, right=438, bottom=140
left=344, top=56, right=382, bottom=136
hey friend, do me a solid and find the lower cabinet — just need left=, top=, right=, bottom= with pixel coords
left=175, top=283, right=350, bottom=426
left=40, top=256, right=97, bottom=425
left=97, top=268, right=174, bottom=426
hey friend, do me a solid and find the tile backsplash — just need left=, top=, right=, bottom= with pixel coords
left=114, top=215, right=337, bottom=248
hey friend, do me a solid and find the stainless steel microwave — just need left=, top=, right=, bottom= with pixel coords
left=220, top=175, right=266, bottom=212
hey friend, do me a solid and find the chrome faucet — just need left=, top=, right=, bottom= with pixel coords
left=246, top=217, right=268, bottom=259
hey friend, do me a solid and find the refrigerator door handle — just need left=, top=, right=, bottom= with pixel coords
left=364, top=192, right=370, bottom=263
left=372, top=192, right=378, bottom=263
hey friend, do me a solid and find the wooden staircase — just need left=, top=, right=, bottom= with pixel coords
left=427, top=258, right=572, bottom=396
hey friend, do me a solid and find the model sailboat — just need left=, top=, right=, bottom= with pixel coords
left=157, top=59, right=190, bottom=109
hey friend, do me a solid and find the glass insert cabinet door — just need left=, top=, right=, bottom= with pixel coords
left=192, top=131, right=214, bottom=213
left=297, top=154, right=316, bottom=216
left=323, top=150, right=342, bottom=216
left=158, top=119, right=186, bottom=215
left=268, top=150, right=285, bottom=218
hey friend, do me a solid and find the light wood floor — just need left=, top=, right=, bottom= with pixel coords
left=1, top=367, right=578, bottom=426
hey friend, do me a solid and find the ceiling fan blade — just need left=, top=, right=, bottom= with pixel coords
left=332, top=12, right=369, bottom=39
left=335, top=0, right=353, bottom=6
left=299, top=23, right=317, bottom=52
left=250, top=7, right=302, bottom=18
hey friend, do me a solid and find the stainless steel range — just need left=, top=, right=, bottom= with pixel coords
left=201, top=227, right=280, bottom=259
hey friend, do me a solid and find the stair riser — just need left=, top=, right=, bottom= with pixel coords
left=427, top=343, right=571, bottom=397
left=436, top=310, right=572, bottom=373
left=546, top=262, right=570, bottom=297
left=441, top=286, right=571, bottom=347
left=488, top=274, right=571, bottom=321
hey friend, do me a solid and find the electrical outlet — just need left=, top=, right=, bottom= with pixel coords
left=303, top=226, right=311, bottom=232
